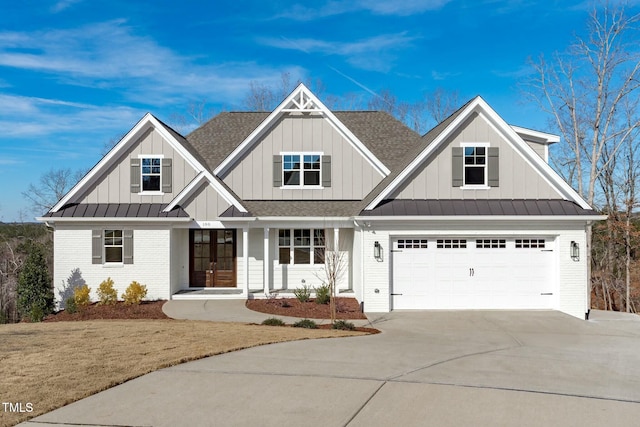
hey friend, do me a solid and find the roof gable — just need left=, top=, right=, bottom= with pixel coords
left=213, top=83, right=391, bottom=178
left=51, top=113, right=246, bottom=214
left=363, top=96, right=593, bottom=211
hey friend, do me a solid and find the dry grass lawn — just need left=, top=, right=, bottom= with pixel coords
left=0, top=320, right=363, bottom=427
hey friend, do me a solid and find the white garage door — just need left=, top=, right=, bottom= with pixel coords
left=391, top=237, right=556, bottom=310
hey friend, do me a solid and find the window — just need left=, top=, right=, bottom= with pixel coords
left=476, top=239, right=506, bottom=249
left=282, top=154, right=321, bottom=187
left=104, top=230, right=123, bottom=263
left=397, top=239, right=428, bottom=249
left=464, top=146, right=486, bottom=185
left=437, top=239, right=467, bottom=249
left=279, top=229, right=325, bottom=264
left=141, top=157, right=161, bottom=192
left=515, top=239, right=545, bottom=249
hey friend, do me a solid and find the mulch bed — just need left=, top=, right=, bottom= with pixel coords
left=44, top=300, right=169, bottom=322
left=246, top=297, right=368, bottom=320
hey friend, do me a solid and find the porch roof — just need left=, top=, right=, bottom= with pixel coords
left=235, top=200, right=363, bottom=217
left=42, top=203, right=190, bottom=218
left=358, top=199, right=603, bottom=217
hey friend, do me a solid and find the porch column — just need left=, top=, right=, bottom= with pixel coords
left=243, top=227, right=249, bottom=296
left=263, top=227, right=270, bottom=295
left=334, top=228, right=340, bottom=291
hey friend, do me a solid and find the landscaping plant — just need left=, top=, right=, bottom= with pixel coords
left=16, top=243, right=53, bottom=322
left=293, top=318, right=317, bottom=329
left=262, top=317, right=286, bottom=326
left=73, top=285, right=91, bottom=308
left=332, top=320, right=356, bottom=331
left=97, top=277, right=118, bottom=305
left=293, top=284, right=311, bottom=303
left=122, top=281, right=148, bottom=305
left=314, top=284, right=330, bottom=305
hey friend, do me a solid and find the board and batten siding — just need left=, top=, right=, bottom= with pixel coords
left=391, top=112, right=562, bottom=200
left=53, top=226, right=172, bottom=306
left=222, top=115, right=381, bottom=200
left=181, top=182, right=232, bottom=221
left=360, top=221, right=589, bottom=319
left=78, top=128, right=198, bottom=205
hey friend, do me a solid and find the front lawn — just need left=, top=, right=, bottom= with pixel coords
left=0, top=318, right=363, bottom=426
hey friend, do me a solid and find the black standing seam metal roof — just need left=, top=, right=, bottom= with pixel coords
left=43, top=204, right=189, bottom=218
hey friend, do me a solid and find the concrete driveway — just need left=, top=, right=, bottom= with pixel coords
left=22, top=310, right=640, bottom=426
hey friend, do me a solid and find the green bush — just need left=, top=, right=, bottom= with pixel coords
left=262, top=317, right=286, bottom=326
left=97, top=277, right=118, bottom=305
left=73, top=285, right=91, bottom=308
left=65, top=297, right=78, bottom=314
left=314, top=284, right=330, bottom=305
left=16, top=243, right=53, bottom=322
left=332, top=320, right=355, bottom=331
left=122, top=281, right=148, bottom=305
left=293, top=285, right=311, bottom=303
left=293, top=319, right=317, bottom=329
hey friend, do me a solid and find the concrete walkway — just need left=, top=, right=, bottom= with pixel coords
left=162, top=299, right=375, bottom=327
left=21, top=309, right=640, bottom=427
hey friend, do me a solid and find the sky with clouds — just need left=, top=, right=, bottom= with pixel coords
left=0, top=0, right=635, bottom=221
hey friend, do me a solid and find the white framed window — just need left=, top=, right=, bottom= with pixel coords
left=282, top=153, right=322, bottom=187
left=104, top=229, right=123, bottom=263
left=437, top=239, right=467, bottom=249
left=462, top=143, right=488, bottom=186
left=515, top=239, right=546, bottom=249
left=278, top=228, right=325, bottom=265
left=476, top=239, right=506, bottom=249
left=397, top=239, right=428, bottom=249
left=139, top=155, right=163, bottom=193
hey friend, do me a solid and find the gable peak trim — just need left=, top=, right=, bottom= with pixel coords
left=213, top=83, right=390, bottom=177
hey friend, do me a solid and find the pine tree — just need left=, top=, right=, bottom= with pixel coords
left=17, top=243, right=53, bottom=321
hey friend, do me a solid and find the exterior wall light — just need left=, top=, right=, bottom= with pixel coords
left=570, top=241, right=580, bottom=261
left=374, top=241, right=382, bottom=261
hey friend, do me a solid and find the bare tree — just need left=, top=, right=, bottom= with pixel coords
left=316, top=231, right=348, bottom=323
left=22, top=168, right=84, bottom=215
left=425, top=88, right=460, bottom=124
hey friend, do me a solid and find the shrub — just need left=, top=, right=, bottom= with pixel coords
left=122, top=281, right=148, bottom=305
left=281, top=299, right=291, bottom=308
left=73, top=285, right=91, bottom=308
left=262, top=317, right=286, bottom=326
left=16, top=243, right=53, bottom=322
left=314, top=284, right=330, bottom=305
left=97, top=277, right=118, bottom=305
left=293, top=285, right=312, bottom=303
left=293, top=318, right=317, bottom=329
left=65, top=297, right=77, bottom=314
left=332, top=320, right=355, bottom=331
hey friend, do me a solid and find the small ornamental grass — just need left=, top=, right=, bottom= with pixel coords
left=262, top=317, right=286, bottom=326
left=121, top=281, right=148, bottom=305
left=293, top=318, right=318, bottom=329
left=293, top=285, right=312, bottom=303
left=97, top=278, right=118, bottom=305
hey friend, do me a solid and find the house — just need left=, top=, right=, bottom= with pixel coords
left=39, top=84, right=606, bottom=319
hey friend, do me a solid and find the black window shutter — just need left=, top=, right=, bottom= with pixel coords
left=123, top=229, right=134, bottom=264
left=451, top=147, right=463, bottom=187
left=488, top=147, right=499, bottom=187
left=130, top=158, right=140, bottom=193
left=273, top=155, right=282, bottom=187
left=92, top=230, right=103, bottom=264
left=162, top=158, right=172, bottom=193
left=322, top=155, right=331, bottom=187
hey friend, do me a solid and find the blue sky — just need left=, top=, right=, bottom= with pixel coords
left=0, top=0, right=632, bottom=221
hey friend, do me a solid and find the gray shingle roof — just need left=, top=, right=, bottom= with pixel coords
left=241, top=201, right=363, bottom=217
left=44, top=204, right=189, bottom=218
left=359, top=200, right=602, bottom=217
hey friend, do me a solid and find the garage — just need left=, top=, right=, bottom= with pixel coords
left=391, top=236, right=556, bottom=310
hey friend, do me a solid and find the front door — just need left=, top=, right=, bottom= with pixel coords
left=189, top=229, right=236, bottom=287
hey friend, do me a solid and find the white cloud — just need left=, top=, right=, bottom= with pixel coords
left=431, top=70, right=461, bottom=81
left=50, top=0, right=84, bottom=13
left=260, top=33, right=419, bottom=72
left=276, top=0, right=453, bottom=20
left=0, top=21, right=305, bottom=106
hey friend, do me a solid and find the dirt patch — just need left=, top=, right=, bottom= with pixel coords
left=246, top=297, right=367, bottom=320
left=44, top=300, right=168, bottom=322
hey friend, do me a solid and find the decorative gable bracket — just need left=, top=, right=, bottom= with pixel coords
left=281, top=89, right=323, bottom=113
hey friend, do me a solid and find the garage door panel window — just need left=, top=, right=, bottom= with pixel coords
left=476, top=239, right=506, bottom=249
left=397, top=239, right=428, bottom=249
left=437, top=239, right=467, bottom=249
left=515, top=239, right=545, bottom=249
